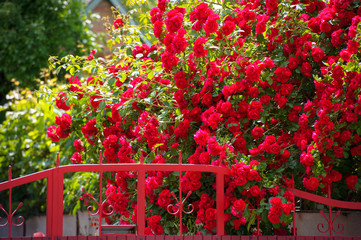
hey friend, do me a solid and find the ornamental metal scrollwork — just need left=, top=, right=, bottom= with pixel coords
left=86, top=192, right=114, bottom=217
left=0, top=202, right=24, bottom=227
left=317, top=210, right=344, bottom=235
left=167, top=191, right=194, bottom=215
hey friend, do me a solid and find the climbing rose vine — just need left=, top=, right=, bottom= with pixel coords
left=46, top=0, right=361, bottom=235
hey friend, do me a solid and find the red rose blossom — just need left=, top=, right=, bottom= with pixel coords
left=346, top=175, right=358, bottom=190
left=234, top=199, right=246, bottom=211
left=194, top=129, right=209, bottom=146
left=114, top=18, right=123, bottom=29
left=193, top=37, right=208, bottom=57
left=251, top=127, right=264, bottom=139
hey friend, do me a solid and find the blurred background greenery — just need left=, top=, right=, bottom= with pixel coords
left=0, top=0, right=155, bottom=218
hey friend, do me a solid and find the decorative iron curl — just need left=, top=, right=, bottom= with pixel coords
left=181, top=191, right=194, bottom=214
left=183, top=204, right=194, bottom=214
left=87, top=204, right=99, bottom=216
left=0, top=204, right=9, bottom=227
left=101, top=199, right=114, bottom=216
left=167, top=204, right=179, bottom=215
left=183, top=203, right=194, bottom=214
left=0, top=216, right=8, bottom=227
left=12, top=216, right=24, bottom=227
left=317, top=210, right=344, bottom=235
left=332, top=210, right=344, bottom=233
left=11, top=202, right=24, bottom=227
left=87, top=193, right=100, bottom=216
left=86, top=192, right=114, bottom=217
left=334, top=223, right=345, bottom=233
left=317, top=222, right=329, bottom=234
left=0, top=202, right=24, bottom=227
left=167, top=191, right=194, bottom=215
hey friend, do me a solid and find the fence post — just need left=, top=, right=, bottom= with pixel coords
left=99, top=151, right=103, bottom=236
left=292, top=175, right=296, bottom=236
left=52, top=153, right=64, bottom=239
left=8, top=166, right=12, bottom=239
left=216, top=169, right=224, bottom=235
left=178, top=151, right=183, bottom=236
left=137, top=151, right=146, bottom=235
left=46, top=172, right=53, bottom=237
left=328, top=184, right=332, bottom=237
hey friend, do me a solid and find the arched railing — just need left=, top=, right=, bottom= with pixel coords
left=1, top=152, right=361, bottom=240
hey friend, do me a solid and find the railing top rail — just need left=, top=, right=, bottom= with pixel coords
left=289, top=187, right=361, bottom=210
left=0, top=163, right=230, bottom=191
left=57, top=163, right=231, bottom=174
left=0, top=169, right=52, bottom=191
left=2, top=162, right=361, bottom=211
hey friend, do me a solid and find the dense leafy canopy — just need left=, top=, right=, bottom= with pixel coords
left=0, top=76, right=76, bottom=217
left=0, top=0, right=96, bottom=104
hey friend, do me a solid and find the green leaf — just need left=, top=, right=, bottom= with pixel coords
left=91, top=67, right=98, bottom=75
left=164, top=101, right=171, bottom=107
left=257, top=34, right=264, bottom=43
left=69, top=67, right=75, bottom=75
left=247, top=212, right=256, bottom=231
left=148, top=71, right=154, bottom=80
left=153, top=143, right=164, bottom=150
left=99, top=101, right=106, bottom=111
left=72, top=201, right=80, bottom=215
left=108, top=78, right=116, bottom=88
left=119, top=108, right=127, bottom=117
left=223, top=65, right=229, bottom=72
left=295, top=3, right=305, bottom=11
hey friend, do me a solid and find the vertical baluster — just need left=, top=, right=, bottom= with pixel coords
left=179, top=151, right=183, bottom=236
left=46, top=165, right=53, bottom=238
left=137, top=151, right=146, bottom=235
left=8, top=166, right=12, bottom=238
left=99, top=150, right=103, bottom=236
left=53, top=153, right=64, bottom=238
left=1, top=166, right=24, bottom=238
left=216, top=166, right=224, bottom=235
left=292, top=175, right=296, bottom=236
left=167, top=150, right=194, bottom=236
left=328, top=184, right=332, bottom=237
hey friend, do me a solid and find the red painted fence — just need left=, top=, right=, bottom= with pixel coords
left=1, top=235, right=361, bottom=240
left=0, top=235, right=361, bottom=240
left=1, top=152, right=361, bottom=240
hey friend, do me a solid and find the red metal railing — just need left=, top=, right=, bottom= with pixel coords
left=1, top=152, right=361, bottom=239
left=0, top=166, right=24, bottom=237
left=0, top=152, right=227, bottom=239
left=288, top=178, right=361, bottom=237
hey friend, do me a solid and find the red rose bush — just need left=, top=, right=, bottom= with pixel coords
left=46, top=0, right=361, bottom=235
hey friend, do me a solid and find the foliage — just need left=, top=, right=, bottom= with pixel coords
left=0, top=0, right=97, bottom=103
left=0, top=75, right=75, bottom=217
left=46, top=0, right=361, bottom=236
left=104, top=0, right=157, bottom=46
left=125, top=0, right=156, bottom=25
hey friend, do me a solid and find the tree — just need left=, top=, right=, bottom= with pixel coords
left=0, top=0, right=96, bottom=105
